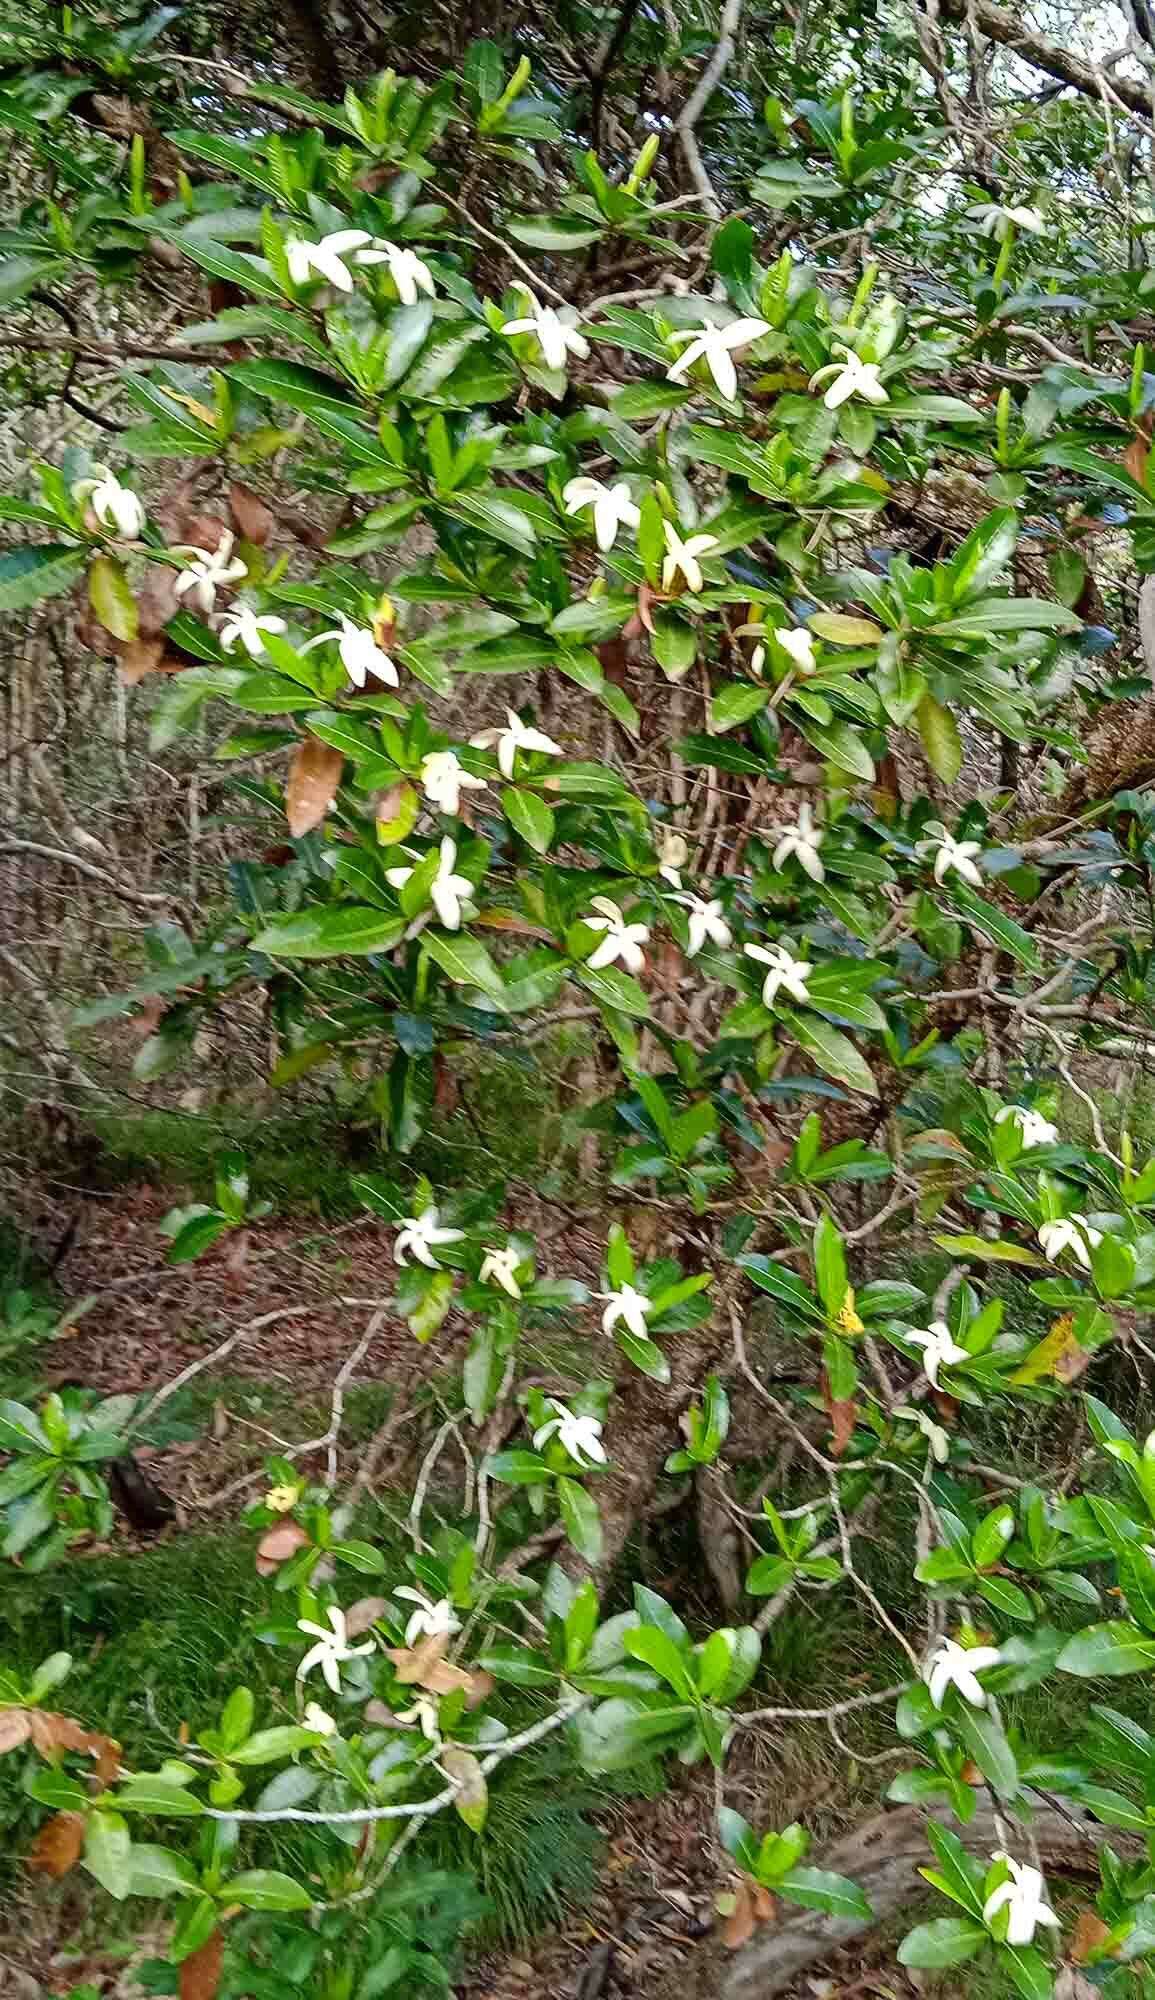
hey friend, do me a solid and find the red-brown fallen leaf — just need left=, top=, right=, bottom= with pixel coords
left=28, top=1811, right=86, bottom=1877
left=721, top=1879, right=757, bottom=1950
left=1125, top=432, right=1150, bottom=487
left=27, top=1711, right=99, bottom=1758
left=92, top=1734, right=122, bottom=1785
left=0, top=1709, right=31, bottom=1754
left=285, top=737, right=344, bottom=839
left=1071, top=1908, right=1114, bottom=1964
left=119, top=639, right=169, bottom=686
left=180, top=1927, right=224, bottom=2000
left=751, top=1883, right=776, bottom=1922
left=344, top=1597, right=389, bottom=1639
left=820, top=1370, right=857, bottom=1458
left=229, top=481, right=274, bottom=546
left=464, top=1668, right=494, bottom=1711
left=385, top=1634, right=475, bottom=1695
left=255, top=1520, right=310, bottom=1576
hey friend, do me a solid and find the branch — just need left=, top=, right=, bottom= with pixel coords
left=0, top=331, right=244, bottom=367
left=0, top=838, right=173, bottom=909
left=932, top=0, right=1155, bottom=119
left=675, top=0, right=744, bottom=216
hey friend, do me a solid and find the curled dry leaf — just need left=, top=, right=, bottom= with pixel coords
left=27, top=1710, right=101, bottom=1758
left=0, top=1708, right=31, bottom=1754
left=720, top=1879, right=756, bottom=1951
left=385, top=1633, right=474, bottom=1695
left=28, top=1810, right=86, bottom=1878
left=1070, top=1909, right=1114, bottom=1966
left=179, top=1926, right=224, bottom=2000
left=286, top=737, right=345, bottom=840
left=255, top=1519, right=310, bottom=1577
left=820, top=1371, right=857, bottom=1458
left=119, top=639, right=169, bottom=686
left=344, top=1597, right=389, bottom=1639
left=229, top=481, right=274, bottom=546
left=441, top=1744, right=488, bottom=1832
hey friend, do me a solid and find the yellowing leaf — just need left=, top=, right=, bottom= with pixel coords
left=836, top=1287, right=864, bottom=1335
left=375, top=780, right=419, bottom=845
left=89, top=554, right=139, bottom=643
left=441, top=1744, right=488, bottom=1832
left=808, top=612, right=883, bottom=645
left=1010, top=1314, right=1091, bottom=1386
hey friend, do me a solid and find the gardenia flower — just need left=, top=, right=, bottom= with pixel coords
left=744, top=940, right=813, bottom=1008
left=599, top=1282, right=654, bottom=1341
left=665, top=316, right=771, bottom=401
left=305, top=612, right=399, bottom=689
left=922, top=825, right=984, bottom=888
left=393, top=1586, right=461, bottom=1648
left=563, top=476, right=641, bottom=553
left=501, top=288, right=589, bottom=371
left=72, top=466, right=145, bottom=539
left=904, top=1319, right=970, bottom=1389
left=923, top=1635, right=1003, bottom=1710
left=533, top=1397, right=608, bottom=1468
left=662, top=521, right=719, bottom=594
left=386, top=836, right=474, bottom=930
left=772, top=803, right=825, bottom=883
left=674, top=892, right=732, bottom=957
left=396, top=1693, right=441, bottom=1740
left=393, top=1203, right=465, bottom=1268
left=471, top=708, right=563, bottom=780
left=285, top=228, right=373, bottom=291
left=995, top=1104, right=1059, bottom=1150
left=173, top=531, right=248, bottom=614
left=1038, top=1215, right=1102, bottom=1269
left=303, top=1702, right=337, bottom=1736
left=983, top=1856, right=1059, bottom=1946
left=658, top=829, right=688, bottom=889
left=356, top=238, right=436, bottom=304
left=809, top=349, right=890, bottom=410
left=479, top=1244, right=522, bottom=1297
left=264, top=1483, right=300, bottom=1513
left=583, top=896, right=650, bottom=974
left=896, top=1407, right=950, bottom=1463
left=218, top=605, right=288, bottom=659
left=775, top=625, right=816, bottom=674
left=749, top=643, right=766, bottom=677
left=968, top=202, right=1045, bottom=240
left=420, top=750, right=486, bottom=817
left=296, top=1606, right=375, bottom=1695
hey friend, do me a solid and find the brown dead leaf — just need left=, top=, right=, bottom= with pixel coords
left=464, top=1668, right=494, bottom=1711
left=285, top=737, right=344, bottom=839
left=1125, top=432, right=1150, bottom=487
left=721, top=1879, right=757, bottom=1950
left=345, top=1597, right=389, bottom=1639
left=28, top=1811, right=86, bottom=1878
left=1056, top=1970, right=1104, bottom=2000
left=229, top=481, right=274, bottom=546
left=27, top=1711, right=100, bottom=1758
left=119, top=638, right=168, bottom=686
left=0, top=1709, right=31, bottom=1754
left=179, top=1927, right=224, bottom=2000
left=385, top=1635, right=474, bottom=1695
left=92, top=1734, right=122, bottom=1785
left=820, top=1371, right=857, bottom=1458
left=635, top=581, right=658, bottom=636
left=1071, top=1909, right=1114, bottom=1965
left=750, top=1883, right=776, bottom=1922
left=440, top=1744, right=488, bottom=1830
left=255, top=1520, right=310, bottom=1577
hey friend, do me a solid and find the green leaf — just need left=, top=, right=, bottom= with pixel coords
left=84, top=1810, right=133, bottom=1901
left=917, top=694, right=962, bottom=785
left=507, top=214, right=604, bottom=250
left=127, top=1845, right=201, bottom=1899
left=160, top=231, right=281, bottom=298
left=898, top=1919, right=987, bottom=1969
left=623, top=1624, right=696, bottom=1699
left=114, top=1777, right=206, bottom=1815
left=332, top=1540, right=389, bottom=1574
left=955, top=1703, right=1019, bottom=1799
left=933, top=1233, right=1041, bottom=1265
left=813, top=1213, right=848, bottom=1317
left=0, top=543, right=86, bottom=611
left=478, top=1644, right=556, bottom=1687
left=486, top=1448, right=553, bottom=1485
left=421, top=928, right=504, bottom=997
left=219, top=1868, right=313, bottom=1912
left=577, top=963, right=650, bottom=1018
left=503, top=786, right=555, bottom=853
left=1058, top=1622, right=1155, bottom=1677
left=228, top=357, right=359, bottom=419
left=558, top=1476, right=603, bottom=1562
left=779, top=1010, right=878, bottom=1098
left=998, top=1942, right=1055, bottom=2000
left=777, top=1866, right=872, bottom=1921
left=250, top=908, right=405, bottom=959
left=88, top=554, right=138, bottom=642
left=709, top=681, right=770, bottom=732
left=946, top=884, right=1041, bottom=969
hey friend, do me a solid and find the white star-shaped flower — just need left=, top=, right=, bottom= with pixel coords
left=396, top=1693, right=441, bottom=1740
left=420, top=750, right=486, bottom=817
left=809, top=349, right=890, bottom=409
left=172, top=531, right=248, bottom=614
left=995, top=1105, right=1058, bottom=1150
left=562, top=475, right=641, bottom=553
left=921, top=823, right=984, bottom=888
left=303, top=1702, right=337, bottom=1736
left=393, top=1586, right=461, bottom=1648
left=772, top=803, right=825, bottom=883
left=661, top=521, right=719, bottom=595
left=744, top=939, right=813, bottom=1008
left=968, top=203, right=1045, bottom=241
left=393, top=1203, right=465, bottom=1269
left=533, top=1398, right=608, bottom=1468
left=923, top=1635, right=1003, bottom=1710
left=391, top=835, right=474, bottom=930
left=72, top=466, right=146, bottom=539
left=479, top=1243, right=523, bottom=1297
left=285, top=228, right=373, bottom=291
left=896, top=1406, right=950, bottom=1463
left=983, top=1856, right=1059, bottom=1946
left=303, top=612, right=399, bottom=689
left=471, top=708, right=563, bottom=781
left=666, top=316, right=771, bottom=401
left=218, top=605, right=288, bottom=659
left=583, top=896, right=650, bottom=975
left=501, top=289, right=589, bottom=371
left=1037, top=1215, right=1102, bottom=1269
left=674, top=892, right=731, bottom=957
left=296, top=1606, right=374, bottom=1695
left=599, top=1282, right=654, bottom=1341
left=355, top=238, right=436, bottom=304
left=774, top=625, right=817, bottom=673
left=904, top=1319, right=970, bottom=1389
